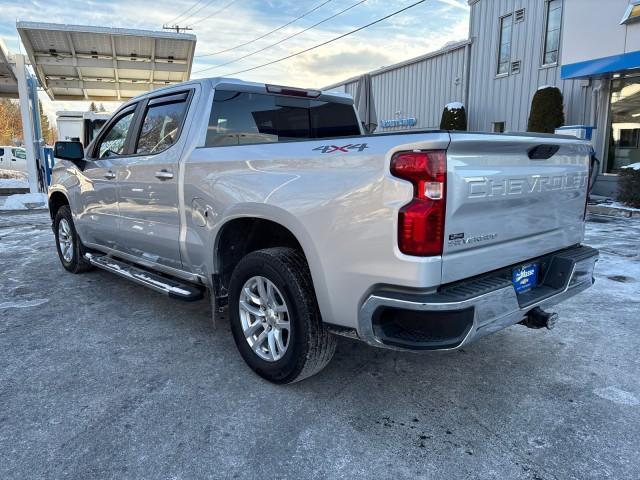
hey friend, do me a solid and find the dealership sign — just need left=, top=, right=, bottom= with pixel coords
left=380, top=117, right=417, bottom=129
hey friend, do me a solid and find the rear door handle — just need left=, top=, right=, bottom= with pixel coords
left=104, top=171, right=116, bottom=180
left=155, top=169, right=174, bottom=180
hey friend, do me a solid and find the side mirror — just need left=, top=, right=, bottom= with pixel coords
left=54, top=141, right=84, bottom=162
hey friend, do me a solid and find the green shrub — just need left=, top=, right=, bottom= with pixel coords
left=618, top=167, right=640, bottom=208
left=527, top=86, right=565, bottom=133
left=440, top=102, right=467, bottom=131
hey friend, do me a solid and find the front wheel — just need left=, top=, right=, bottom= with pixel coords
left=53, top=205, right=93, bottom=273
left=228, top=247, right=336, bottom=384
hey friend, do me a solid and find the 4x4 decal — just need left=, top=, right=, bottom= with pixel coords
left=312, top=143, right=369, bottom=154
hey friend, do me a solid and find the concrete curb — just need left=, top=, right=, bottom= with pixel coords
left=0, top=188, right=30, bottom=195
left=587, top=204, right=640, bottom=218
left=0, top=208, right=49, bottom=216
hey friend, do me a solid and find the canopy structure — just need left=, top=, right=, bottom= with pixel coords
left=17, top=22, right=196, bottom=101
left=0, top=38, right=19, bottom=98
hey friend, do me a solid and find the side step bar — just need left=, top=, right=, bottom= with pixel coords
left=85, top=253, right=204, bottom=302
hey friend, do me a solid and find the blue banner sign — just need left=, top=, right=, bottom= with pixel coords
left=380, top=117, right=417, bottom=129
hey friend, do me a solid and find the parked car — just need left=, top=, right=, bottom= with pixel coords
left=49, top=78, right=598, bottom=383
left=0, top=145, right=27, bottom=173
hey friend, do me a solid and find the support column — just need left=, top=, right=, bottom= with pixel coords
left=15, top=53, right=40, bottom=193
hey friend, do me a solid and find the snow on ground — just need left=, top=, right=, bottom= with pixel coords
left=608, top=201, right=640, bottom=212
left=622, top=162, right=640, bottom=171
left=0, top=193, right=48, bottom=210
left=0, top=178, right=29, bottom=189
left=0, top=212, right=639, bottom=479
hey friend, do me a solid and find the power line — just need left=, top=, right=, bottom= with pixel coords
left=194, top=0, right=368, bottom=74
left=164, top=0, right=207, bottom=26
left=195, top=0, right=334, bottom=58
left=220, top=0, right=428, bottom=77
left=178, top=0, right=221, bottom=26
left=187, top=0, right=242, bottom=27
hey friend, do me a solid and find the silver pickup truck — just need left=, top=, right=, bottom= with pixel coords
left=49, top=78, right=598, bottom=383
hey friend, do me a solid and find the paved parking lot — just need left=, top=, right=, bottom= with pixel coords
left=1, top=211, right=639, bottom=479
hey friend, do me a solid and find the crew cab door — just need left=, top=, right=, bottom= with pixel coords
left=115, top=90, right=192, bottom=271
left=74, top=105, right=139, bottom=249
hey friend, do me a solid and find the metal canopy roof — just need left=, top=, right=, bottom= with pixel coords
left=0, top=38, right=19, bottom=98
left=17, top=22, right=196, bottom=101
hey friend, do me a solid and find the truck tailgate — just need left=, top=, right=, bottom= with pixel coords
left=442, top=133, right=591, bottom=284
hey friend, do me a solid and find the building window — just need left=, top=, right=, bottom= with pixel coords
left=542, top=0, right=562, bottom=66
left=493, top=122, right=506, bottom=133
left=606, top=76, right=640, bottom=173
left=497, top=14, right=513, bottom=75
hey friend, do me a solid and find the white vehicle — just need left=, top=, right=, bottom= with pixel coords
left=0, top=146, right=27, bottom=173
left=56, top=111, right=111, bottom=146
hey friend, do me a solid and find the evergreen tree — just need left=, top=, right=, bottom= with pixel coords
left=38, top=100, right=54, bottom=145
left=527, top=87, right=565, bottom=133
left=88, top=101, right=98, bottom=112
left=440, top=103, right=467, bottom=131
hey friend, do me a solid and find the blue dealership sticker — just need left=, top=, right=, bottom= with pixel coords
left=512, top=263, right=539, bottom=294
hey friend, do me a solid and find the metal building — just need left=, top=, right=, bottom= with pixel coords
left=326, top=0, right=640, bottom=197
left=325, top=40, right=471, bottom=132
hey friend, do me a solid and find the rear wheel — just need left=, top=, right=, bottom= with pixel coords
left=228, top=247, right=336, bottom=384
left=53, top=205, right=93, bottom=273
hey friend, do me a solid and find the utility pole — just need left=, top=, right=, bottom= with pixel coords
left=162, top=25, right=193, bottom=33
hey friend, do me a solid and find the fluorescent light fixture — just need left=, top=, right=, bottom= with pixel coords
left=632, top=113, right=640, bottom=118
left=621, top=0, right=640, bottom=24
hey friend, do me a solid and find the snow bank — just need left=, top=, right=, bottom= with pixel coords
left=0, top=178, right=29, bottom=189
left=537, top=85, right=556, bottom=91
left=621, top=162, right=640, bottom=171
left=445, top=102, right=464, bottom=110
left=0, top=193, right=48, bottom=210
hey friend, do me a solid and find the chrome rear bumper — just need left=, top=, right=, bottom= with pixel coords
left=357, top=246, right=598, bottom=351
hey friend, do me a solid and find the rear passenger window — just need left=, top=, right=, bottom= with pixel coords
left=136, top=96, right=189, bottom=154
left=205, top=90, right=360, bottom=147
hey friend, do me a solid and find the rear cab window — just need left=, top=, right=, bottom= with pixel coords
left=205, top=90, right=360, bottom=147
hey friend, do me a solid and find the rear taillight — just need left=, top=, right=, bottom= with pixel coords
left=391, top=150, right=447, bottom=256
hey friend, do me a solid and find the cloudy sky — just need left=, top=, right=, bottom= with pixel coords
left=0, top=0, right=469, bottom=122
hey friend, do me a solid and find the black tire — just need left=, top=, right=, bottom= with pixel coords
left=53, top=205, right=93, bottom=274
left=228, top=247, right=336, bottom=384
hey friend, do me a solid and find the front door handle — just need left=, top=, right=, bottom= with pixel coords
left=104, top=171, right=116, bottom=180
left=155, top=169, right=174, bottom=180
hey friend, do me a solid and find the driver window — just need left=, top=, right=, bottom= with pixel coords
left=97, top=111, right=134, bottom=159
left=135, top=99, right=188, bottom=155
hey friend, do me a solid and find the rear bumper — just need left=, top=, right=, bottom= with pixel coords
left=357, top=245, right=598, bottom=351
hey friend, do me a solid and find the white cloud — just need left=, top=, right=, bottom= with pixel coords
left=1, top=0, right=470, bottom=121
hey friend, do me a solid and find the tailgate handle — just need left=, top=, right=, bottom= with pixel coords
left=528, top=144, right=559, bottom=160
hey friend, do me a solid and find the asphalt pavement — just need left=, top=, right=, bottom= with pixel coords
left=1, top=211, right=639, bottom=479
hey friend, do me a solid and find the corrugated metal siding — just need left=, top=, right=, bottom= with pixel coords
left=328, top=44, right=470, bottom=132
left=467, top=0, right=592, bottom=132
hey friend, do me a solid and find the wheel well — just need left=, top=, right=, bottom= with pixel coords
left=214, top=218, right=304, bottom=299
left=48, top=192, right=69, bottom=221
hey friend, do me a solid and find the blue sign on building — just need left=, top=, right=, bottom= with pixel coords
left=380, top=117, right=417, bottom=129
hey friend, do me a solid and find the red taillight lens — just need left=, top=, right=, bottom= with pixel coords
left=391, top=150, right=446, bottom=256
